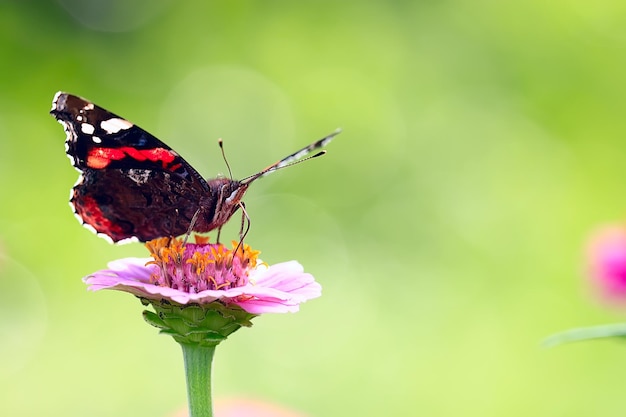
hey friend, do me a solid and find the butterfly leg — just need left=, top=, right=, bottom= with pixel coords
left=182, top=209, right=201, bottom=246
left=233, top=202, right=251, bottom=256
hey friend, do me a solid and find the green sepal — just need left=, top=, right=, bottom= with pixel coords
left=143, top=310, right=168, bottom=329
left=138, top=297, right=257, bottom=347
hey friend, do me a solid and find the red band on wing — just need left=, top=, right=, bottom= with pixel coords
left=86, top=147, right=178, bottom=170
left=77, top=195, right=127, bottom=237
left=86, top=148, right=127, bottom=169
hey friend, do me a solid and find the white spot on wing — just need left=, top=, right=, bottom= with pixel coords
left=72, top=175, right=85, bottom=188
left=58, top=120, right=71, bottom=136
left=66, top=152, right=76, bottom=166
left=51, top=91, right=63, bottom=111
left=101, top=117, right=133, bottom=134
left=64, top=142, right=81, bottom=170
left=92, top=136, right=102, bottom=144
left=81, top=123, right=95, bottom=134
left=113, top=236, right=140, bottom=245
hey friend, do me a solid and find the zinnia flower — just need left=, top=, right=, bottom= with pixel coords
left=587, top=224, right=626, bottom=303
left=85, top=237, right=321, bottom=314
left=84, top=237, right=321, bottom=346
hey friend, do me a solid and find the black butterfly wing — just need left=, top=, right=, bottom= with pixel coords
left=51, top=92, right=211, bottom=243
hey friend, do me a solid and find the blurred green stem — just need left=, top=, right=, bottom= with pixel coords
left=181, top=343, right=215, bottom=417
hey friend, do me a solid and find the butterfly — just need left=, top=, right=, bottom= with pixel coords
left=50, top=92, right=339, bottom=243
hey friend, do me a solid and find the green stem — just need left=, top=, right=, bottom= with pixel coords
left=181, top=343, right=216, bottom=417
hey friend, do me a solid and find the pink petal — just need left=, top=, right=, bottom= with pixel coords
left=253, top=261, right=322, bottom=297
left=84, top=258, right=321, bottom=314
left=233, top=299, right=301, bottom=314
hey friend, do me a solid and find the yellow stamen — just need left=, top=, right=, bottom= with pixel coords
left=231, top=241, right=260, bottom=268
left=143, top=236, right=262, bottom=290
left=186, top=251, right=215, bottom=275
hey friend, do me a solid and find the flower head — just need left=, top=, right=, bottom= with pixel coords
left=587, top=224, right=626, bottom=303
left=85, top=237, right=321, bottom=314
left=84, top=237, right=321, bottom=346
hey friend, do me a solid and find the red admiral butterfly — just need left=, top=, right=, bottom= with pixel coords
left=50, top=92, right=339, bottom=244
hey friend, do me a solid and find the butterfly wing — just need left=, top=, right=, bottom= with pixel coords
left=51, top=92, right=211, bottom=243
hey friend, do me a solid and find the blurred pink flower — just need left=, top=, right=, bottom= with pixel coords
left=215, top=398, right=308, bottom=417
left=84, top=237, right=321, bottom=314
left=171, top=397, right=307, bottom=417
left=587, top=225, right=626, bottom=302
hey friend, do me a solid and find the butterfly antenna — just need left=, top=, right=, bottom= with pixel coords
left=218, top=138, right=234, bottom=180
left=240, top=128, right=341, bottom=185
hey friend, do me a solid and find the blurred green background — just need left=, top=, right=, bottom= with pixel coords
left=2, top=1, right=626, bottom=416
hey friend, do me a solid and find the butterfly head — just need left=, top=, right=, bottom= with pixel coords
left=204, top=177, right=251, bottom=230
